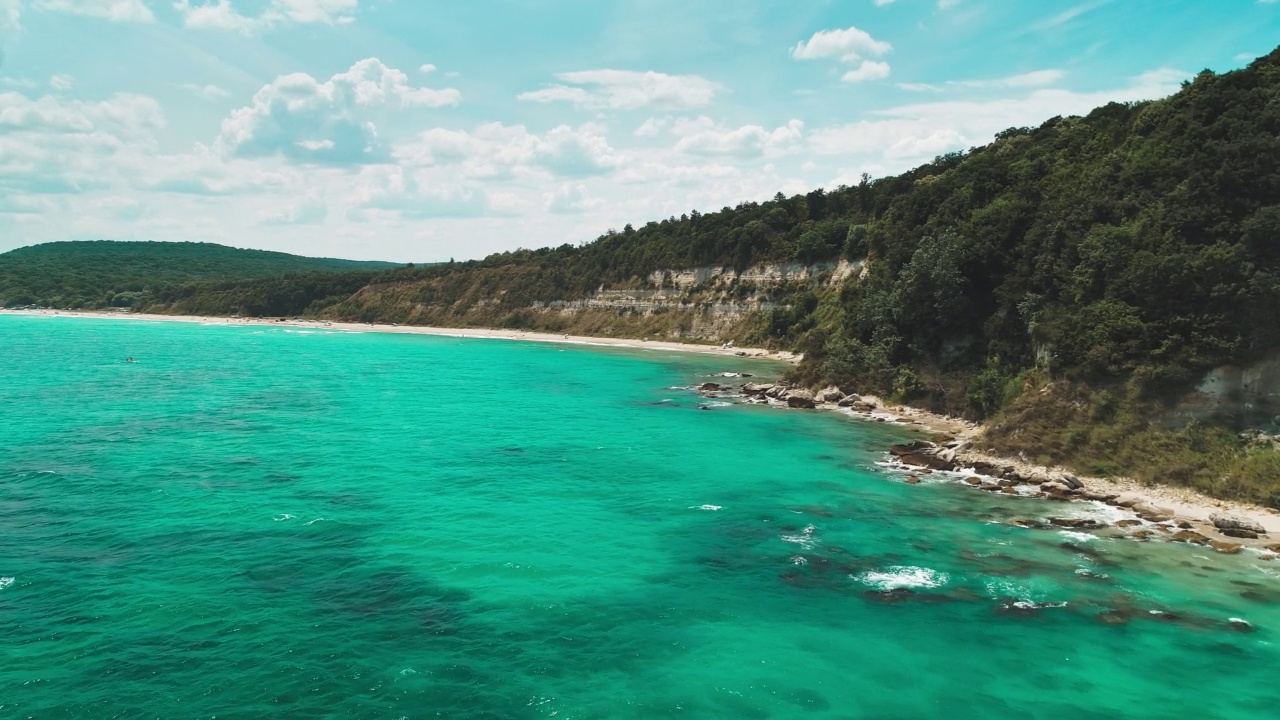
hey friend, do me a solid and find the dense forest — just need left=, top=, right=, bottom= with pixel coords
left=9, top=49, right=1280, bottom=504
left=0, top=241, right=399, bottom=310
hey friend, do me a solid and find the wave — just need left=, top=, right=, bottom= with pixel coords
left=857, top=566, right=949, bottom=591
left=691, top=504, right=722, bottom=511
left=0, top=577, right=13, bottom=590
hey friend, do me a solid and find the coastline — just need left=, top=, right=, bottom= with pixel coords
left=741, top=386, right=1280, bottom=554
left=0, top=308, right=801, bottom=364
left=8, top=307, right=1277, bottom=556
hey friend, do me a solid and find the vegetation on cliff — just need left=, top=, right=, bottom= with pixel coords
left=10, top=50, right=1280, bottom=504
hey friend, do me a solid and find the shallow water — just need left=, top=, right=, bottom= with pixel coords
left=2, top=315, right=1278, bottom=719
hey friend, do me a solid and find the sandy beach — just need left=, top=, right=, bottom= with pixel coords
left=7, top=307, right=1277, bottom=554
left=0, top=308, right=801, bottom=364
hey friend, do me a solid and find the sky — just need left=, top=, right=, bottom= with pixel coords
left=0, top=1, right=1277, bottom=262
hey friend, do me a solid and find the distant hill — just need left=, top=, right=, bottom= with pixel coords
left=0, top=241, right=400, bottom=310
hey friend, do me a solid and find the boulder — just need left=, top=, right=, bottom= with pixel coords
left=1266, top=544, right=1280, bottom=553
left=1050, top=517, right=1098, bottom=528
left=1084, top=492, right=1119, bottom=502
left=699, top=382, right=724, bottom=392
left=741, top=383, right=774, bottom=396
left=898, top=452, right=955, bottom=472
left=1209, top=540, right=1243, bottom=554
left=1221, top=527, right=1260, bottom=540
left=1114, top=494, right=1144, bottom=508
left=905, top=476, right=921, bottom=485
left=890, top=441, right=935, bottom=457
left=1170, top=530, right=1210, bottom=545
left=1210, top=513, right=1266, bottom=534
left=817, top=386, right=845, bottom=403
left=1115, top=519, right=1143, bottom=528
left=785, top=390, right=817, bottom=409
left=962, top=476, right=983, bottom=486
left=1000, top=486, right=1018, bottom=495
left=1055, top=473, right=1084, bottom=490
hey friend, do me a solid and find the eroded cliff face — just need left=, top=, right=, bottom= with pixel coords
left=1166, top=355, right=1280, bottom=428
left=336, top=259, right=861, bottom=342
left=532, top=259, right=861, bottom=340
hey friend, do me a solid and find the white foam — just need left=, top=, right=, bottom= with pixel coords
left=691, top=504, right=722, bottom=511
left=1059, top=530, right=1100, bottom=543
left=791, top=555, right=808, bottom=566
left=273, top=514, right=295, bottom=522
left=0, top=577, right=13, bottom=590
left=781, top=524, right=819, bottom=550
left=857, top=566, right=949, bottom=591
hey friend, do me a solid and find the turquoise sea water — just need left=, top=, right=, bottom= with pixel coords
left=2, top=315, right=1280, bottom=719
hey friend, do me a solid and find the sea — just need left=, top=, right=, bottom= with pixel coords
left=2, top=314, right=1279, bottom=719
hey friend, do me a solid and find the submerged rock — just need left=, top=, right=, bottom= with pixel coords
left=1170, top=530, right=1211, bottom=545
left=1209, top=540, right=1244, bottom=554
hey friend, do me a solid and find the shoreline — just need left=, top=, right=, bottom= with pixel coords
left=8, top=307, right=1277, bottom=556
left=0, top=308, right=801, bottom=364
left=733, top=383, right=1280, bottom=555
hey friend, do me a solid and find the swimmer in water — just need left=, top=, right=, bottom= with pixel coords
left=125, top=357, right=136, bottom=363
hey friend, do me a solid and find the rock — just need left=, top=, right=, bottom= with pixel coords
left=1209, top=540, right=1243, bottom=554
left=1009, top=518, right=1038, bottom=528
left=898, top=452, right=955, bottom=472
left=817, top=386, right=845, bottom=403
left=1115, top=519, right=1143, bottom=528
left=1129, top=530, right=1154, bottom=539
left=699, top=382, right=724, bottom=392
left=1084, top=492, right=1119, bottom=502
left=962, top=476, right=983, bottom=486
left=1000, top=486, right=1018, bottom=495
left=1266, top=544, right=1280, bottom=553
left=1221, top=527, right=1260, bottom=540
left=905, top=476, right=921, bottom=485
left=1177, top=522, right=1194, bottom=529
left=785, top=390, right=817, bottom=409
left=1057, top=473, right=1084, bottom=491
left=1210, top=513, right=1266, bottom=534
left=1114, top=494, right=1144, bottom=508
left=1050, top=518, right=1099, bottom=528
left=1228, top=618, right=1255, bottom=633
left=765, top=384, right=790, bottom=399
left=741, top=383, right=773, bottom=396
left=1170, top=530, right=1210, bottom=545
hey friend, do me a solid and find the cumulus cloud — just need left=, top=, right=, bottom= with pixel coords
left=791, top=26, right=891, bottom=62
left=518, top=70, right=719, bottom=110
left=0, top=90, right=165, bottom=196
left=175, top=0, right=358, bottom=33
left=842, top=61, right=890, bottom=83
left=668, top=116, right=803, bottom=158
left=33, top=0, right=154, bottom=22
left=49, top=74, right=74, bottom=91
left=395, top=122, right=624, bottom=179
left=792, top=25, right=892, bottom=84
left=216, top=58, right=460, bottom=164
left=546, top=183, right=601, bottom=214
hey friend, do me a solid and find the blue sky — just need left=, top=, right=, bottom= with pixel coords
left=0, top=1, right=1276, bottom=262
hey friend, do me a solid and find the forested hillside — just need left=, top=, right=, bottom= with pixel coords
left=0, top=241, right=399, bottom=310
left=17, top=49, right=1280, bottom=504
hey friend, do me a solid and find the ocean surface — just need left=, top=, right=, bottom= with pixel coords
left=2, top=314, right=1279, bottom=719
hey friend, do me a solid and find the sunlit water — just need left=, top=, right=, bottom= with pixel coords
left=2, top=314, right=1279, bottom=719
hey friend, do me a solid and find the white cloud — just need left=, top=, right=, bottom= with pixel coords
left=810, top=68, right=1187, bottom=167
left=938, top=0, right=961, bottom=7
left=216, top=58, right=459, bottom=164
left=33, top=0, right=154, bottom=22
left=175, top=0, right=358, bottom=33
left=668, top=116, right=803, bottom=158
left=952, top=69, right=1064, bottom=89
left=49, top=74, right=74, bottom=91
left=874, top=0, right=897, bottom=5
left=0, top=0, right=19, bottom=33
left=518, top=70, right=719, bottom=110
left=546, top=183, right=601, bottom=214
left=180, top=82, right=231, bottom=101
left=0, top=90, right=165, bottom=196
left=791, top=26, right=891, bottom=62
left=842, top=61, right=890, bottom=83
left=395, top=121, right=625, bottom=179
left=419, top=63, right=437, bottom=74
